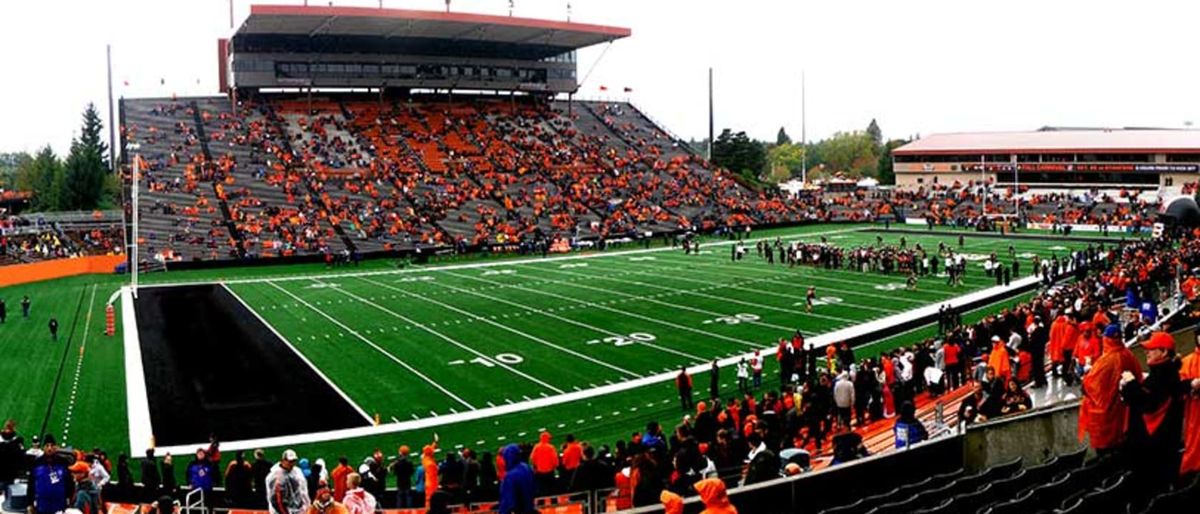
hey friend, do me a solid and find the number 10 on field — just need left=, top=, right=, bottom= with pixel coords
left=449, top=353, right=524, bottom=367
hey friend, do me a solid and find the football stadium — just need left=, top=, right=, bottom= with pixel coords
left=1, top=2, right=1199, bottom=514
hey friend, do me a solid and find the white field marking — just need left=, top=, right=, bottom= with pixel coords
left=441, top=270, right=763, bottom=349
left=524, top=264, right=855, bottom=326
left=315, top=278, right=565, bottom=394
left=121, top=287, right=155, bottom=455
left=139, top=226, right=866, bottom=289
left=62, top=284, right=98, bottom=442
left=646, top=253, right=937, bottom=306
left=600, top=258, right=898, bottom=315
left=356, top=276, right=640, bottom=379
left=222, top=283, right=373, bottom=423
left=144, top=238, right=1042, bottom=456
left=411, top=274, right=709, bottom=363
left=265, top=281, right=476, bottom=410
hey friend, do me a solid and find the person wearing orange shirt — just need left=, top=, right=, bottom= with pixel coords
left=1079, top=324, right=1142, bottom=453
left=1074, top=322, right=1102, bottom=373
left=560, top=435, right=583, bottom=475
left=530, top=431, right=559, bottom=495
left=421, top=443, right=438, bottom=508
left=329, top=456, right=352, bottom=502
left=987, top=336, right=1012, bottom=381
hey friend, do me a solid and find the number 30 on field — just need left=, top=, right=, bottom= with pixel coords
left=449, top=353, right=524, bottom=367
left=586, top=332, right=656, bottom=346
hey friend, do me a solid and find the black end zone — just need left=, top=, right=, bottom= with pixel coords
left=134, top=284, right=368, bottom=446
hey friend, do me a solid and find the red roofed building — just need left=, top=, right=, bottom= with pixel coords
left=889, top=128, right=1200, bottom=190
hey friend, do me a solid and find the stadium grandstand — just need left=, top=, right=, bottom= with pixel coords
left=2, top=4, right=1200, bottom=514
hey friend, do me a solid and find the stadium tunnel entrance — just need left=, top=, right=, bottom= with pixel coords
left=133, top=284, right=369, bottom=447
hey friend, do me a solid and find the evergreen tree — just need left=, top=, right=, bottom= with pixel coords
left=866, top=119, right=883, bottom=147
left=62, top=104, right=110, bottom=210
left=776, top=127, right=792, bottom=146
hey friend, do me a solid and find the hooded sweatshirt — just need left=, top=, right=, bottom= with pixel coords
left=660, top=490, right=684, bottom=514
left=530, top=432, right=558, bottom=474
left=498, top=444, right=536, bottom=514
left=695, top=478, right=737, bottom=514
left=342, top=487, right=375, bottom=514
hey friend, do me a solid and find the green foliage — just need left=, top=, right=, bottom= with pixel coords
left=14, top=104, right=112, bottom=212
left=0, top=152, right=32, bottom=190
left=766, top=143, right=805, bottom=183
left=776, top=127, right=792, bottom=146
left=712, top=129, right=767, bottom=181
left=877, top=138, right=910, bottom=185
left=812, top=131, right=879, bottom=178
left=17, top=147, right=64, bottom=211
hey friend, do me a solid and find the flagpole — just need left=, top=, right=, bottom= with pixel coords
left=707, top=67, right=714, bottom=161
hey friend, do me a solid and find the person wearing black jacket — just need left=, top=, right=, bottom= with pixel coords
left=160, top=453, right=176, bottom=497
left=568, top=446, right=611, bottom=494
left=1028, top=317, right=1050, bottom=387
left=140, top=449, right=161, bottom=502
left=1121, top=333, right=1188, bottom=494
left=387, top=448, right=414, bottom=508
left=250, top=450, right=271, bottom=507
left=0, top=421, right=22, bottom=500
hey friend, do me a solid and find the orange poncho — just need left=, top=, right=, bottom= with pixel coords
left=530, top=432, right=559, bottom=474
left=1181, top=352, right=1200, bottom=476
left=695, top=478, right=737, bottom=514
left=1079, top=336, right=1142, bottom=450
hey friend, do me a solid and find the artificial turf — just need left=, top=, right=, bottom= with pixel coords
left=0, top=223, right=1105, bottom=480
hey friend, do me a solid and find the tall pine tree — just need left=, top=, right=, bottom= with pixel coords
left=63, top=104, right=109, bottom=210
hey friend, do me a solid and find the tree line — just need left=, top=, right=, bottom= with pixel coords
left=694, top=119, right=910, bottom=186
left=1, top=104, right=118, bottom=212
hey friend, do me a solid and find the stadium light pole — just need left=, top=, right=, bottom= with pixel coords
left=801, top=70, right=807, bottom=184
left=128, top=143, right=141, bottom=298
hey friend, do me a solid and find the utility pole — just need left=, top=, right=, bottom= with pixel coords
left=801, top=70, right=807, bottom=184
left=106, top=44, right=117, bottom=172
left=707, top=67, right=713, bottom=161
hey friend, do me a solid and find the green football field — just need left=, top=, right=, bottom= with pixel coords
left=0, top=224, right=1114, bottom=478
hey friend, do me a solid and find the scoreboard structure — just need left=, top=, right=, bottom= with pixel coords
left=890, top=128, right=1200, bottom=190
left=220, top=4, right=630, bottom=96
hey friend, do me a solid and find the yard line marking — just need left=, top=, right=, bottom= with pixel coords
left=518, top=265, right=821, bottom=328
left=444, top=271, right=762, bottom=349
left=622, top=258, right=902, bottom=313
left=581, top=260, right=874, bottom=322
left=429, top=275, right=709, bottom=362
left=320, top=279, right=565, bottom=394
left=265, top=281, right=476, bottom=410
left=223, top=284, right=375, bottom=423
left=358, top=277, right=639, bottom=379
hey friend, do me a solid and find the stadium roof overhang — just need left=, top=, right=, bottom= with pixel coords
left=232, top=4, right=631, bottom=60
left=892, top=130, right=1200, bottom=156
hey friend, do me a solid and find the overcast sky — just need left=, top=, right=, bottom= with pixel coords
left=3, top=0, right=1198, bottom=156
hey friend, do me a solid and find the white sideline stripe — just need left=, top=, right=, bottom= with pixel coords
left=122, top=287, right=155, bottom=455
left=221, top=283, right=373, bottom=424
left=356, top=277, right=640, bottom=379
left=316, top=278, right=566, bottom=394
left=265, top=281, right=477, bottom=410
left=62, top=284, right=98, bottom=441
left=137, top=227, right=866, bottom=289
left=442, top=270, right=763, bottom=349
left=429, top=275, right=709, bottom=363
left=150, top=274, right=1043, bottom=457
left=520, top=264, right=828, bottom=328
